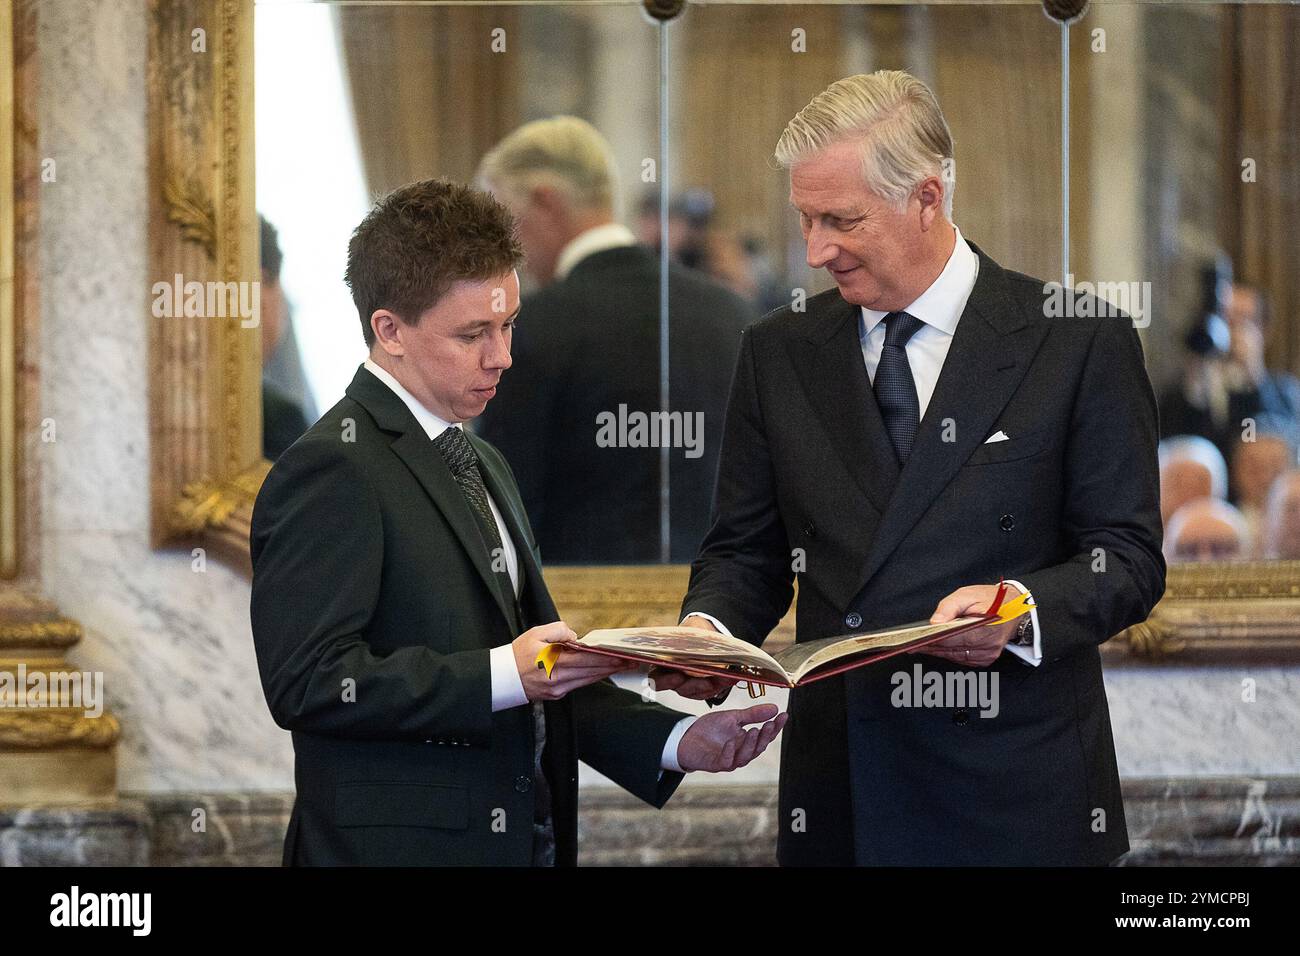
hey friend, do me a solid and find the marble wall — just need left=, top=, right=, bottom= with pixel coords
left=30, top=1, right=1300, bottom=813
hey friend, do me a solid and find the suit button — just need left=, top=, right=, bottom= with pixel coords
left=803, top=521, right=817, bottom=539
left=999, top=514, right=1016, bottom=532
left=514, top=776, right=532, bottom=793
left=845, top=612, right=862, bottom=629
left=953, top=709, right=970, bottom=726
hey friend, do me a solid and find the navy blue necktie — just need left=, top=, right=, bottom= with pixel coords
left=873, top=311, right=925, bottom=464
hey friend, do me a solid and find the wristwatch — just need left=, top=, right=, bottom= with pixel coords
left=1014, top=613, right=1035, bottom=646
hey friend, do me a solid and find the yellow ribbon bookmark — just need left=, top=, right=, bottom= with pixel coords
left=535, top=643, right=564, bottom=678
left=985, top=590, right=1036, bottom=625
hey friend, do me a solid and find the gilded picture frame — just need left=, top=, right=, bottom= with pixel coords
left=147, top=0, right=265, bottom=573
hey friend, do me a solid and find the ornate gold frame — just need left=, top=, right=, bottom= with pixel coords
left=1107, top=560, right=1300, bottom=665
left=145, top=0, right=1300, bottom=667
left=147, top=0, right=265, bottom=573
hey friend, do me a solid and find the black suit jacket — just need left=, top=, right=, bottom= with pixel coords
left=250, top=365, right=687, bottom=866
left=681, top=243, right=1166, bottom=866
left=475, top=244, right=752, bottom=562
left=261, top=379, right=308, bottom=461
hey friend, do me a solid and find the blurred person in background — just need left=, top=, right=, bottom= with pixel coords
left=1164, top=497, right=1249, bottom=563
left=636, top=187, right=776, bottom=309
left=1159, top=434, right=1228, bottom=527
left=1160, top=263, right=1300, bottom=467
left=1229, top=415, right=1298, bottom=553
left=474, top=117, right=753, bottom=563
left=259, top=215, right=311, bottom=460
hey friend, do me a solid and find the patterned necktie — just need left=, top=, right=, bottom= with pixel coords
left=873, top=311, right=925, bottom=464
left=432, top=426, right=503, bottom=556
left=431, top=425, right=555, bottom=866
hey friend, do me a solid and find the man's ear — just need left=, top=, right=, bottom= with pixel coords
left=370, top=309, right=405, bottom=357
left=530, top=183, right=567, bottom=220
left=915, top=175, right=945, bottom=230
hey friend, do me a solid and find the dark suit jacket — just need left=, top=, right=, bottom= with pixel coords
left=261, top=379, right=308, bottom=462
left=681, top=242, right=1166, bottom=866
left=250, top=365, right=687, bottom=866
left=475, top=244, right=752, bottom=563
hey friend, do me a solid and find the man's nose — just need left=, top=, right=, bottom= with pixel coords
left=485, top=329, right=512, bottom=370
left=805, top=222, right=837, bottom=269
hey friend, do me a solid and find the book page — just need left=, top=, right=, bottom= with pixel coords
left=773, top=616, right=988, bottom=683
left=577, top=627, right=791, bottom=683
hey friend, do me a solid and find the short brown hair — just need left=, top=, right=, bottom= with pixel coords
left=345, top=179, right=524, bottom=348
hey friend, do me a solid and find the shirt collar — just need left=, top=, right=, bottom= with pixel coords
left=859, top=225, right=979, bottom=341
left=363, top=357, right=460, bottom=440
left=554, top=222, right=638, bottom=280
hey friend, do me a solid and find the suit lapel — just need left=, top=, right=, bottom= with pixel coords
left=853, top=248, right=1051, bottom=595
left=472, top=436, right=560, bottom=625
left=792, top=293, right=900, bottom=516
left=346, top=367, right=518, bottom=629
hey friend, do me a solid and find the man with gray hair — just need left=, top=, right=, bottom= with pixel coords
left=473, top=116, right=752, bottom=563
left=665, top=70, right=1165, bottom=865
left=1158, top=434, right=1229, bottom=526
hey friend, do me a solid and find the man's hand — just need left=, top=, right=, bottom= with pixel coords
left=514, top=621, right=636, bottom=701
left=677, top=704, right=788, bottom=772
left=912, top=583, right=1023, bottom=667
left=648, top=613, right=741, bottom=701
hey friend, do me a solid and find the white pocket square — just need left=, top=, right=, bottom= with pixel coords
left=984, top=430, right=1010, bottom=444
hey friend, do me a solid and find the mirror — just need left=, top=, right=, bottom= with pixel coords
left=146, top=0, right=1300, bottom=661
left=255, top=0, right=738, bottom=565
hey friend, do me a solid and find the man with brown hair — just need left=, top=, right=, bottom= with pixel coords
left=249, top=178, right=785, bottom=866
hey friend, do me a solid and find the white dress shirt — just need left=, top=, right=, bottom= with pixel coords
left=363, top=359, right=694, bottom=769
left=686, top=226, right=1043, bottom=666
left=553, top=222, right=639, bottom=280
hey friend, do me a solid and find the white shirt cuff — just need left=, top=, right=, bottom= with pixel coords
left=1003, top=579, right=1043, bottom=667
left=489, top=643, right=530, bottom=711
left=681, top=611, right=734, bottom=637
left=660, top=715, right=698, bottom=773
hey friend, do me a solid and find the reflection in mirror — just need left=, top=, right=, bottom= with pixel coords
left=256, top=1, right=758, bottom=565
left=1071, top=3, right=1300, bottom=565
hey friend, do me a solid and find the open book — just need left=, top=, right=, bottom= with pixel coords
left=537, top=581, right=1033, bottom=692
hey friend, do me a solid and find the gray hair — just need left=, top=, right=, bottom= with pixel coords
left=1165, top=496, right=1248, bottom=559
left=1158, top=435, right=1229, bottom=500
left=774, top=70, right=955, bottom=219
left=476, top=115, right=617, bottom=213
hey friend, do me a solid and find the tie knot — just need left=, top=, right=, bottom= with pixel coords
left=432, top=426, right=477, bottom=477
left=883, top=311, right=924, bottom=348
